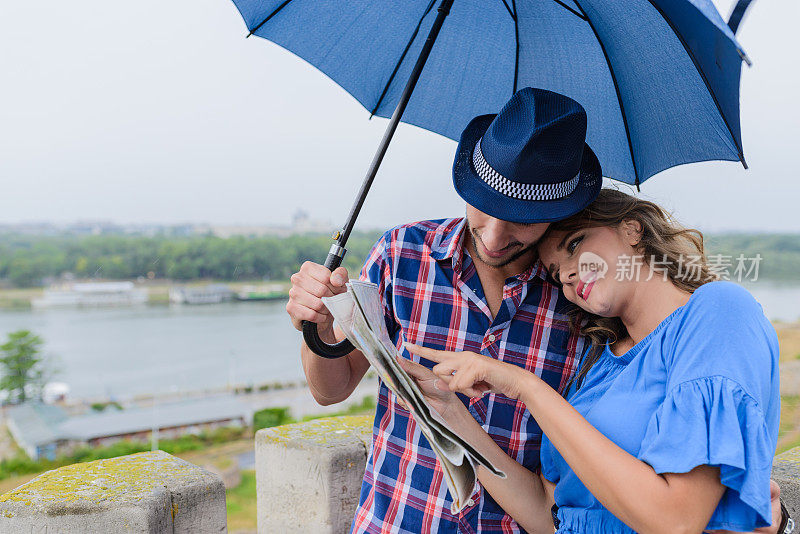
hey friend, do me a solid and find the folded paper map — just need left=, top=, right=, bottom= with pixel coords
left=322, top=281, right=506, bottom=513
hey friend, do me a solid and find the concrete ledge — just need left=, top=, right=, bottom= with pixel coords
left=0, top=450, right=226, bottom=533
left=256, top=415, right=372, bottom=534
left=773, top=447, right=800, bottom=521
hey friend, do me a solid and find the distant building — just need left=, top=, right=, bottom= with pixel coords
left=290, top=208, right=334, bottom=234
left=4, top=403, right=70, bottom=461
left=207, top=225, right=281, bottom=238
left=5, top=397, right=252, bottom=461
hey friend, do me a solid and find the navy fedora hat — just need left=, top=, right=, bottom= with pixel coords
left=453, top=88, right=602, bottom=223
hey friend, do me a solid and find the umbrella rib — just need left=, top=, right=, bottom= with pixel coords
left=644, top=0, right=747, bottom=168
left=370, top=0, right=437, bottom=118
left=551, top=1, right=588, bottom=21
left=512, top=0, right=519, bottom=94
left=728, top=0, right=754, bottom=35
left=246, top=0, right=296, bottom=38
left=572, top=0, right=641, bottom=188
left=498, top=0, right=516, bottom=20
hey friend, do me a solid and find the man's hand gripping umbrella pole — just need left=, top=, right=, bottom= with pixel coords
left=302, top=0, right=455, bottom=358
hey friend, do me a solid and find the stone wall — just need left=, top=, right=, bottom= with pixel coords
left=0, top=450, right=226, bottom=533
left=3, top=417, right=799, bottom=533
left=255, top=415, right=372, bottom=534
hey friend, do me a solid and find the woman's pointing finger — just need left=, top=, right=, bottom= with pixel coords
left=403, top=342, right=448, bottom=364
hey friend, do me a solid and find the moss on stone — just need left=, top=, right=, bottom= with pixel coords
left=258, top=415, right=372, bottom=448
left=0, top=451, right=198, bottom=508
left=775, top=447, right=800, bottom=474
left=777, top=448, right=800, bottom=464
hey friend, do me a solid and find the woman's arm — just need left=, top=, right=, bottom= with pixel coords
left=406, top=343, right=726, bottom=534
left=446, top=402, right=556, bottom=534
left=514, top=370, right=724, bottom=534
left=397, top=357, right=556, bottom=534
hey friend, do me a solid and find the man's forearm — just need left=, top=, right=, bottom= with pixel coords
left=300, top=328, right=369, bottom=405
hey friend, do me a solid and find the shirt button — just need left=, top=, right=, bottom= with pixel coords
left=466, top=498, right=475, bottom=507
left=487, top=334, right=496, bottom=343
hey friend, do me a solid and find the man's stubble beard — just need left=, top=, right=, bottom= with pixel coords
left=467, top=223, right=538, bottom=269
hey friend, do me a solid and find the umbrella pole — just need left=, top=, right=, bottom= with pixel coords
left=303, top=0, right=456, bottom=358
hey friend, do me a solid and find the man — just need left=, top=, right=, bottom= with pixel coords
left=286, top=88, right=783, bottom=533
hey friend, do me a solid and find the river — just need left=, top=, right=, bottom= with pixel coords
left=0, top=282, right=797, bottom=400
left=0, top=300, right=303, bottom=400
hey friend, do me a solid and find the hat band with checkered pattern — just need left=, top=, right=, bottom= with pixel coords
left=473, top=137, right=580, bottom=201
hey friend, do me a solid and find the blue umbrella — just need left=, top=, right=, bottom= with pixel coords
left=231, top=0, right=753, bottom=357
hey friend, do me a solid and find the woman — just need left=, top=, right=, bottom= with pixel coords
left=399, top=189, right=780, bottom=533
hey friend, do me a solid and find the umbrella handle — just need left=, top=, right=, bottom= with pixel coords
left=302, top=0, right=456, bottom=359
left=302, top=320, right=354, bottom=358
left=302, top=245, right=356, bottom=359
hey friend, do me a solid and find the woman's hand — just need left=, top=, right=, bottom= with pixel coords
left=404, top=343, right=530, bottom=400
left=396, top=356, right=464, bottom=422
left=400, top=350, right=557, bottom=534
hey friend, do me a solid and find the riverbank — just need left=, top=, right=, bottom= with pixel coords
left=2, top=280, right=798, bottom=319
left=0, top=280, right=290, bottom=309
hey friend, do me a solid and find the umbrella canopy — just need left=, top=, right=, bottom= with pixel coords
left=232, top=0, right=748, bottom=187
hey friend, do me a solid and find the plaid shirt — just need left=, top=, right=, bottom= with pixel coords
left=351, top=218, right=585, bottom=534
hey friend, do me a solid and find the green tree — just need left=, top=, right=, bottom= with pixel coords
left=0, top=330, right=46, bottom=404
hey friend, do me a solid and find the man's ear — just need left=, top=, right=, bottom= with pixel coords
left=620, top=219, right=643, bottom=246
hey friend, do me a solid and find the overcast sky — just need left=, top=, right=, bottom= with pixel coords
left=1, top=0, right=797, bottom=232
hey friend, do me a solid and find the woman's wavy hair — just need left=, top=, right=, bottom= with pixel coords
left=543, top=188, right=717, bottom=391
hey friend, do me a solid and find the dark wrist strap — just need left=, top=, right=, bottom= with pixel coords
left=780, top=499, right=795, bottom=534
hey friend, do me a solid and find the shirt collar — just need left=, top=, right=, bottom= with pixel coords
left=429, top=218, right=466, bottom=262
left=517, top=258, right=549, bottom=283
left=429, top=218, right=548, bottom=282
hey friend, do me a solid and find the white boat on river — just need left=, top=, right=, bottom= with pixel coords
left=169, top=284, right=234, bottom=305
left=32, top=282, right=148, bottom=308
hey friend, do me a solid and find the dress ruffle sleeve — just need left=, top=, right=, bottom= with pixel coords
left=637, top=375, right=774, bottom=530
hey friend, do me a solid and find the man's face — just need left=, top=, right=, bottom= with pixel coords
left=465, top=204, right=550, bottom=268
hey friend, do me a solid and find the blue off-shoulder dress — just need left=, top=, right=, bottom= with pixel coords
left=539, top=281, right=780, bottom=533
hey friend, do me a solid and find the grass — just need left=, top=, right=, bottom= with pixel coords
left=775, top=327, right=800, bottom=453
left=775, top=322, right=800, bottom=363
left=778, top=395, right=800, bottom=453
left=300, top=395, right=376, bottom=422
left=0, top=426, right=249, bottom=481
left=226, top=470, right=257, bottom=532
left=0, top=287, right=42, bottom=309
